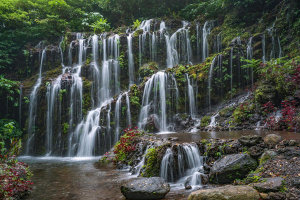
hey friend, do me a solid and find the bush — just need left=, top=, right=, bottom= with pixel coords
left=113, top=127, right=144, bottom=162
left=232, top=102, right=255, bottom=124
left=0, top=140, right=33, bottom=199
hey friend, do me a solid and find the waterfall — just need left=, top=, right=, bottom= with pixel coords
left=217, top=32, right=222, bottom=53
left=45, top=78, right=62, bottom=156
left=161, top=144, right=204, bottom=187
left=246, top=37, right=253, bottom=60
left=196, top=23, right=200, bottom=59
left=68, top=34, right=120, bottom=156
left=171, top=74, right=179, bottom=113
left=138, top=20, right=153, bottom=68
left=114, top=94, right=122, bottom=143
left=110, top=35, right=120, bottom=94
left=69, top=37, right=84, bottom=136
left=106, top=103, right=112, bottom=150
left=160, top=148, right=174, bottom=182
left=133, top=145, right=152, bottom=176
left=267, top=24, right=276, bottom=59
left=75, top=99, right=112, bottom=157
left=278, top=37, right=282, bottom=58
left=186, top=74, right=196, bottom=118
left=125, top=92, right=132, bottom=127
left=177, top=144, right=203, bottom=187
left=208, top=112, right=219, bottom=129
left=247, top=37, right=254, bottom=87
left=127, top=33, right=135, bottom=86
left=165, top=21, right=192, bottom=68
left=91, top=35, right=101, bottom=107
left=151, top=32, right=157, bottom=62
left=26, top=48, right=46, bottom=155
left=202, top=21, right=212, bottom=62
left=208, top=56, right=217, bottom=111
left=138, top=71, right=167, bottom=132
left=19, top=84, right=22, bottom=126
left=262, top=34, right=266, bottom=63
left=230, top=47, right=233, bottom=99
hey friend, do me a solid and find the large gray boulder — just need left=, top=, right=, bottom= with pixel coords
left=264, top=134, right=282, bottom=146
left=209, top=153, right=257, bottom=184
left=239, top=135, right=262, bottom=146
left=120, top=177, right=170, bottom=200
left=188, top=185, right=260, bottom=200
left=253, top=177, right=284, bottom=193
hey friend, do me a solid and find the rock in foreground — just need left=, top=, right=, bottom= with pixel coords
left=188, top=185, right=260, bottom=200
left=253, top=177, right=284, bottom=193
left=209, top=153, right=257, bottom=184
left=120, top=177, right=170, bottom=200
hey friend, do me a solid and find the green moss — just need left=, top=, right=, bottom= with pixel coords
left=232, top=101, right=255, bottom=124
left=62, top=122, right=69, bottom=135
left=140, top=147, right=160, bottom=177
left=219, top=106, right=234, bottom=117
left=201, top=116, right=211, bottom=127
left=138, top=62, right=158, bottom=79
left=129, top=84, right=140, bottom=107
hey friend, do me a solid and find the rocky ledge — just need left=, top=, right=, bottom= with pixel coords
left=97, top=133, right=299, bottom=200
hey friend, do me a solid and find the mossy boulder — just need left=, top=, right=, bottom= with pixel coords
left=141, top=147, right=160, bottom=177
left=263, top=134, right=282, bottom=147
left=254, top=81, right=277, bottom=105
left=121, top=177, right=170, bottom=200
left=209, top=153, right=258, bottom=184
left=253, top=177, right=284, bottom=193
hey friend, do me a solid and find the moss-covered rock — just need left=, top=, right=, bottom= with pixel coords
left=209, top=153, right=258, bottom=184
left=201, top=116, right=211, bottom=127
left=141, top=147, right=160, bottom=177
left=254, top=81, right=277, bottom=105
left=138, top=62, right=159, bottom=79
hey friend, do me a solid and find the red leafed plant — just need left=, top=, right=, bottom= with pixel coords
left=280, top=100, right=297, bottom=130
left=113, top=127, right=144, bottom=162
left=0, top=140, right=33, bottom=199
left=262, top=101, right=276, bottom=115
left=264, top=100, right=298, bottom=131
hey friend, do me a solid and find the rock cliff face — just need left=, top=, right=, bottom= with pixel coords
left=19, top=17, right=299, bottom=156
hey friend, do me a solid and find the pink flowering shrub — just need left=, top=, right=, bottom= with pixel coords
left=0, top=140, right=33, bottom=199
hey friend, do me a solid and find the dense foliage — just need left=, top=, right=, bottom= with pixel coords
left=113, top=127, right=144, bottom=162
left=0, top=140, right=33, bottom=199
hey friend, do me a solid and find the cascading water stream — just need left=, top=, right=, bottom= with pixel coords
left=247, top=37, right=254, bottom=87
left=160, top=144, right=204, bottom=188
left=230, top=47, right=233, bottom=99
left=127, top=33, right=135, bottom=86
left=68, top=34, right=121, bottom=157
left=45, top=78, right=62, bottom=156
left=91, top=35, right=101, bottom=107
left=166, top=21, right=193, bottom=68
left=26, top=48, right=46, bottom=155
left=186, top=74, right=196, bottom=118
left=138, top=71, right=167, bottom=132
left=202, top=21, right=212, bottom=62
left=160, top=148, right=175, bottom=182
left=262, top=34, right=266, bottom=63
left=19, top=84, right=23, bottom=127
left=125, top=92, right=132, bottom=127
left=208, top=56, right=217, bottom=111
left=114, top=94, right=122, bottom=143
